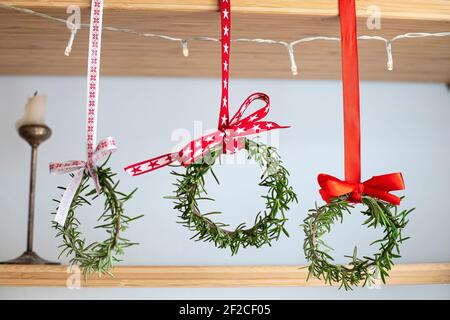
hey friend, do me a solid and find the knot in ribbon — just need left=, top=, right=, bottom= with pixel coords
left=50, top=137, right=117, bottom=225
left=318, top=172, right=405, bottom=205
left=124, top=93, right=288, bottom=176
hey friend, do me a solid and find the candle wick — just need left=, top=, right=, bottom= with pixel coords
left=34, top=91, right=38, bottom=96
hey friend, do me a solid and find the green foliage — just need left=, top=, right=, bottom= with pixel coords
left=167, top=138, right=298, bottom=255
left=52, top=158, right=143, bottom=278
left=302, top=195, right=414, bottom=290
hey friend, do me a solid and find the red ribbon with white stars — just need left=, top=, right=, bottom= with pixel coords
left=124, top=0, right=288, bottom=177
left=218, top=0, right=231, bottom=132
left=50, top=0, right=117, bottom=225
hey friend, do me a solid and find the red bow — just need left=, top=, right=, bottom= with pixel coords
left=124, top=93, right=288, bottom=176
left=318, top=173, right=405, bottom=205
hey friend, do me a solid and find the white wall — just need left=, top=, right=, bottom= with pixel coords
left=0, top=76, right=449, bottom=299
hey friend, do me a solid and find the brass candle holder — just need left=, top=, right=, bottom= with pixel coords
left=0, top=124, right=59, bottom=265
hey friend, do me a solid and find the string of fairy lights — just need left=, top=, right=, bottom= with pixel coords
left=1, top=3, right=449, bottom=75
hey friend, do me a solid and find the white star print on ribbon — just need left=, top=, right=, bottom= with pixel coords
left=124, top=92, right=288, bottom=176
left=124, top=0, right=289, bottom=177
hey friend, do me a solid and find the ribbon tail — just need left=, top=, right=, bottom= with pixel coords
left=89, top=167, right=102, bottom=194
left=364, top=186, right=402, bottom=205
left=319, top=189, right=333, bottom=203
left=49, top=161, right=86, bottom=175
left=124, top=153, right=177, bottom=176
left=54, top=168, right=85, bottom=226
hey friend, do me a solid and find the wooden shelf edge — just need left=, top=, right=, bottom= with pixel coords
left=1, top=1, right=449, bottom=80
left=3, top=1, right=450, bottom=21
left=0, top=263, right=449, bottom=288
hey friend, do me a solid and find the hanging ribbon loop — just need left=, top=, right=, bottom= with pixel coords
left=317, top=0, right=405, bottom=205
left=50, top=0, right=112, bottom=226
left=124, top=0, right=288, bottom=177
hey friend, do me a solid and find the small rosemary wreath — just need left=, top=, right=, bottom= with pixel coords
left=53, top=158, right=143, bottom=277
left=167, top=138, right=298, bottom=255
left=303, top=195, right=413, bottom=290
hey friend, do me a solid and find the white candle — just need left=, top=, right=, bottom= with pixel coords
left=16, top=93, right=47, bottom=128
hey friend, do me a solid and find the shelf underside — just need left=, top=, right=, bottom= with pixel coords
left=0, top=0, right=449, bottom=81
left=0, top=263, right=449, bottom=287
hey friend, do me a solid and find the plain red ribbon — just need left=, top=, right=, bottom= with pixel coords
left=318, top=0, right=405, bottom=205
left=340, top=0, right=361, bottom=184
left=318, top=173, right=405, bottom=205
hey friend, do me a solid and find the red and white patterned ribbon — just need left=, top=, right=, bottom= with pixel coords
left=50, top=0, right=113, bottom=226
left=218, top=0, right=231, bottom=132
left=124, top=0, right=288, bottom=177
left=124, top=93, right=287, bottom=176
left=50, top=137, right=117, bottom=225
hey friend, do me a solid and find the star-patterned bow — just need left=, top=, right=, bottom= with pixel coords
left=124, top=93, right=287, bottom=176
left=124, top=0, right=288, bottom=177
left=50, top=0, right=112, bottom=226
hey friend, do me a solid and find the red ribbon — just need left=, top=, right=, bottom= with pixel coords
left=340, top=0, right=361, bottom=184
left=318, top=0, right=405, bottom=205
left=124, top=93, right=287, bottom=176
left=318, top=173, right=405, bottom=205
left=124, top=0, right=287, bottom=177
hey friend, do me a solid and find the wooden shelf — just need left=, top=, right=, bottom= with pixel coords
left=0, top=263, right=449, bottom=287
left=0, top=0, right=449, bottom=81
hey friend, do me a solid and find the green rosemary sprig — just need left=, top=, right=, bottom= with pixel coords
left=167, top=138, right=298, bottom=255
left=52, top=158, right=143, bottom=278
left=303, top=195, right=413, bottom=290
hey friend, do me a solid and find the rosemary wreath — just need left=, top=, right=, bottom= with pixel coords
left=167, top=138, right=298, bottom=255
left=303, top=195, right=413, bottom=290
left=52, top=158, right=142, bottom=277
